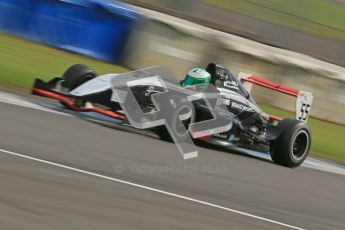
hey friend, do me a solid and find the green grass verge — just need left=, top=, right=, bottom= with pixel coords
left=203, top=0, right=345, bottom=42
left=260, top=104, right=345, bottom=163
left=0, top=33, right=128, bottom=88
left=0, top=33, right=344, bottom=163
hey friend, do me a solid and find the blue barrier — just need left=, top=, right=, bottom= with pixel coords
left=0, top=0, right=141, bottom=63
left=0, top=0, right=33, bottom=38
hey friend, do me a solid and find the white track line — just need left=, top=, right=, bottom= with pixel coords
left=0, top=148, right=304, bottom=230
left=0, top=91, right=70, bottom=116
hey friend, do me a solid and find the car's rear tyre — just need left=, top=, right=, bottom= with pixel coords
left=62, top=64, right=97, bottom=91
left=270, top=118, right=311, bottom=168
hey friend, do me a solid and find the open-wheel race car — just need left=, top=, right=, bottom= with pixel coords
left=32, top=63, right=313, bottom=167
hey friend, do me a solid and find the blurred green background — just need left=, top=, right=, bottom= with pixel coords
left=122, top=0, right=345, bottom=67
left=203, top=0, right=345, bottom=41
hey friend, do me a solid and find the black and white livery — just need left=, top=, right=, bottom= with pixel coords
left=32, top=63, right=313, bottom=167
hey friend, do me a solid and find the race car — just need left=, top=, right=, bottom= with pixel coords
left=32, top=63, right=313, bottom=167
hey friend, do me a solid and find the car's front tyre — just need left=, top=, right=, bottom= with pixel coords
left=59, top=64, right=97, bottom=108
left=62, top=64, right=97, bottom=91
left=155, top=96, right=195, bottom=142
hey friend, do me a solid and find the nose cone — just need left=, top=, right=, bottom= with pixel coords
left=70, top=74, right=117, bottom=97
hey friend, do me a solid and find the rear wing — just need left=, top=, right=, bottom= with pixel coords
left=238, top=73, right=313, bottom=122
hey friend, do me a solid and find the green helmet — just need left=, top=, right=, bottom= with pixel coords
left=182, top=68, right=211, bottom=87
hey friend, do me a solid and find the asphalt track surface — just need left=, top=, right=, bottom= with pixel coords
left=0, top=95, right=344, bottom=229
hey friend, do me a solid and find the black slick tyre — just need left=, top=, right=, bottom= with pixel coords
left=62, top=64, right=97, bottom=91
left=270, top=118, right=311, bottom=167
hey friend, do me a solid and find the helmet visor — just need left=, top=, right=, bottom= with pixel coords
left=184, top=75, right=210, bottom=86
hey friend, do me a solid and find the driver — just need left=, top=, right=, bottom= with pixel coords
left=182, top=68, right=211, bottom=87
left=182, top=66, right=267, bottom=130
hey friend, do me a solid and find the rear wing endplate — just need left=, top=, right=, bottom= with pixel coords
left=238, top=73, right=313, bottom=122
